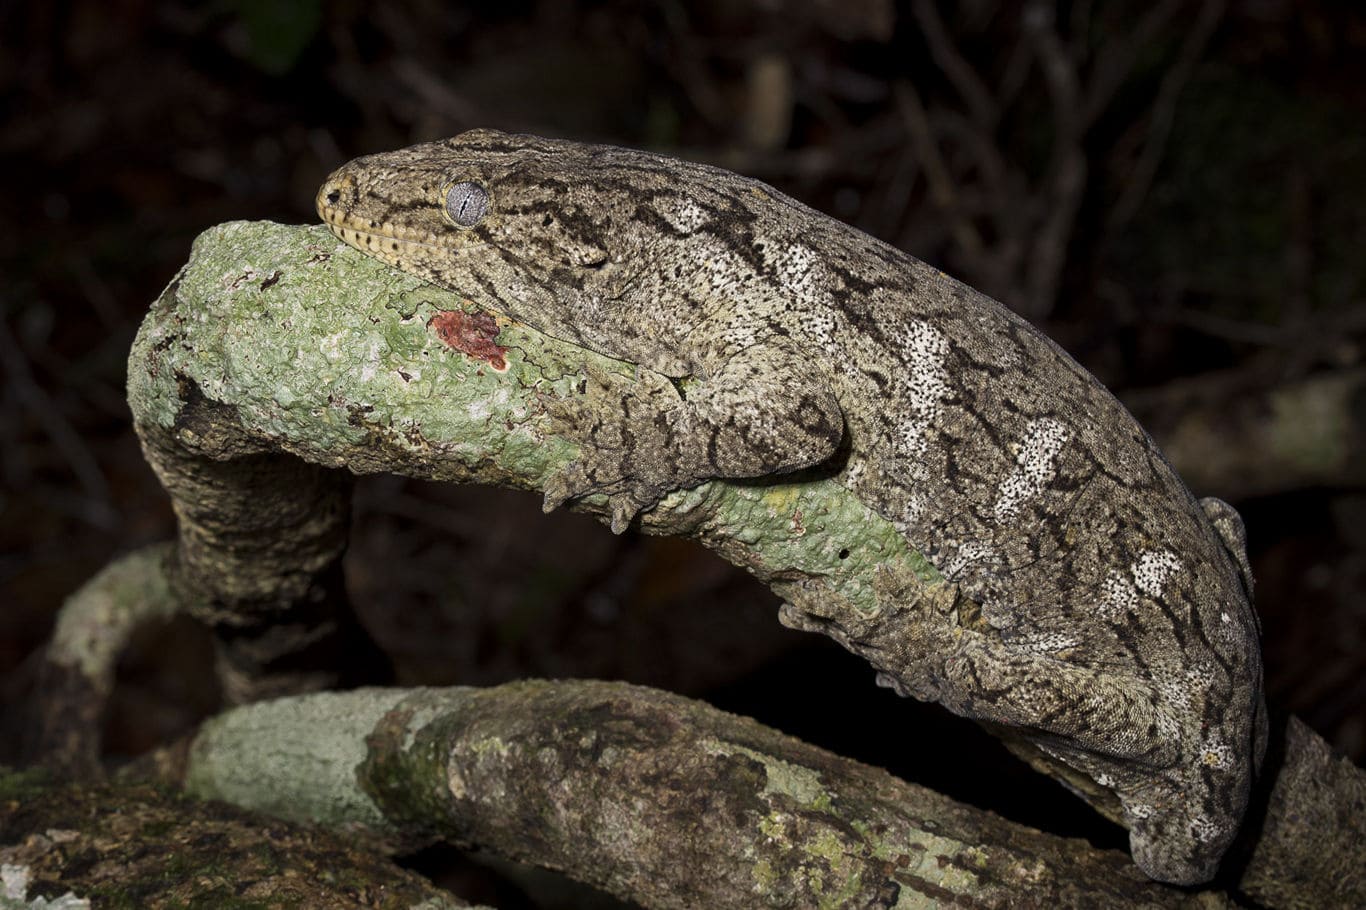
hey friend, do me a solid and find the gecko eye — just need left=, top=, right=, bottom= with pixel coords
left=445, top=182, right=489, bottom=227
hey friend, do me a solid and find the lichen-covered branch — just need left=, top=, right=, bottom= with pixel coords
left=178, top=681, right=1217, bottom=909
left=1233, top=714, right=1366, bottom=908
left=136, top=414, right=385, bottom=705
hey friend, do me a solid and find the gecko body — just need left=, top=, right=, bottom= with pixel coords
left=318, top=129, right=1265, bottom=884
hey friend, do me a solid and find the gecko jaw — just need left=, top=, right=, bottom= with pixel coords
left=319, top=211, right=486, bottom=269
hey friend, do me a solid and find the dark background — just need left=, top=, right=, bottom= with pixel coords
left=2, top=0, right=1363, bottom=903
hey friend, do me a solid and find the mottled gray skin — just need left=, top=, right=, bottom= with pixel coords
left=317, top=129, right=1265, bottom=884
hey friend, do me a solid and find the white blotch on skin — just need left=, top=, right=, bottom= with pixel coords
left=939, top=540, right=995, bottom=580
left=1190, top=811, right=1221, bottom=844
left=773, top=243, right=823, bottom=306
left=1100, top=549, right=1184, bottom=618
left=579, top=294, right=605, bottom=326
left=1100, top=570, right=1139, bottom=620
left=1184, top=664, right=1214, bottom=690
left=893, top=491, right=927, bottom=528
left=1133, top=550, right=1182, bottom=598
left=660, top=198, right=709, bottom=234
left=993, top=417, right=1071, bottom=520
left=1199, top=735, right=1234, bottom=770
left=896, top=320, right=951, bottom=458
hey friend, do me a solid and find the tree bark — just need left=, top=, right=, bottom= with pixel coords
left=0, top=766, right=477, bottom=909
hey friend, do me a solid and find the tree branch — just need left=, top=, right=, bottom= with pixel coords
left=126, top=220, right=941, bottom=705
left=175, top=682, right=1216, bottom=909
left=20, top=543, right=178, bottom=776
left=1125, top=366, right=1366, bottom=499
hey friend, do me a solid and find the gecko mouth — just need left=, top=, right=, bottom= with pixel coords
left=318, top=211, right=486, bottom=265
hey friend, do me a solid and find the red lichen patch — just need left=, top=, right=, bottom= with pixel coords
left=428, top=309, right=508, bottom=371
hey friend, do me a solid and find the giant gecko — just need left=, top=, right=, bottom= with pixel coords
left=317, top=129, right=1265, bottom=885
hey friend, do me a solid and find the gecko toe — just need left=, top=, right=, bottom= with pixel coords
left=542, top=463, right=590, bottom=513
left=608, top=495, right=644, bottom=534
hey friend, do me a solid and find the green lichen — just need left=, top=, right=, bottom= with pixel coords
left=127, top=221, right=940, bottom=627
left=466, top=736, right=514, bottom=763
left=354, top=688, right=488, bottom=834
left=704, top=477, right=941, bottom=617
left=709, top=741, right=828, bottom=809
left=128, top=221, right=578, bottom=488
left=751, top=857, right=777, bottom=893
left=808, top=828, right=865, bottom=909
left=184, top=687, right=409, bottom=834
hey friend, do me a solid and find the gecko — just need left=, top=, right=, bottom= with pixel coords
left=316, top=129, right=1265, bottom=885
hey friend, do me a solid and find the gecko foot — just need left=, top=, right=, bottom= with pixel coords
left=540, top=363, right=698, bottom=533
left=541, top=467, right=650, bottom=534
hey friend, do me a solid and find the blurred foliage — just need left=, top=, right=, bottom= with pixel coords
left=1110, top=64, right=1366, bottom=325
left=226, top=0, right=324, bottom=75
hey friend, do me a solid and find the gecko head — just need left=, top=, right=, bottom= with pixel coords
left=317, top=129, right=785, bottom=354
left=317, top=129, right=691, bottom=342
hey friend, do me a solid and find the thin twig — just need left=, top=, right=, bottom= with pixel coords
left=0, top=317, right=114, bottom=527
left=1021, top=1, right=1087, bottom=318
left=1079, top=0, right=1187, bottom=129
left=1109, top=0, right=1225, bottom=228
left=911, top=0, right=999, bottom=129
left=893, top=81, right=985, bottom=259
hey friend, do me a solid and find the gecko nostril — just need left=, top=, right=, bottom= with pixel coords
left=326, top=189, right=341, bottom=205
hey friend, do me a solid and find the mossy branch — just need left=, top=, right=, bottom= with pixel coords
left=175, top=681, right=1210, bottom=909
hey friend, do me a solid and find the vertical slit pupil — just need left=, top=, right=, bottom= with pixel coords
left=449, top=182, right=488, bottom=227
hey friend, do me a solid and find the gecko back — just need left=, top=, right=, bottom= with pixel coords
left=318, top=129, right=1266, bottom=883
